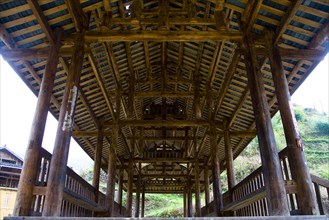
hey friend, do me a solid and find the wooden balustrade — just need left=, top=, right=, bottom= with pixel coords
left=30, top=148, right=124, bottom=217
left=201, top=147, right=326, bottom=217
left=311, top=174, right=329, bottom=215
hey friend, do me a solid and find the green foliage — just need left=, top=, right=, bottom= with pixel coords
left=315, top=121, right=329, bottom=136
left=79, top=168, right=108, bottom=193
left=157, top=209, right=183, bottom=217
left=294, top=107, right=306, bottom=122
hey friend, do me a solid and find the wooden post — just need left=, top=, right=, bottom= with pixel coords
left=135, top=164, right=141, bottom=217
left=242, top=32, right=289, bottom=216
left=266, top=31, right=318, bottom=215
left=183, top=187, right=187, bottom=217
left=187, top=178, right=193, bottom=217
left=106, top=124, right=117, bottom=216
left=141, top=184, right=145, bottom=217
left=42, top=33, right=85, bottom=217
left=194, top=136, right=201, bottom=216
left=13, top=28, right=62, bottom=216
left=204, top=158, right=210, bottom=214
left=211, top=124, right=223, bottom=216
left=93, top=117, right=104, bottom=203
left=224, top=118, right=235, bottom=201
left=126, top=159, right=133, bottom=217
left=194, top=72, right=201, bottom=119
left=117, top=168, right=123, bottom=214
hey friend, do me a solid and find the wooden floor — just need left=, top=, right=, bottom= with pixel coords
left=4, top=216, right=328, bottom=220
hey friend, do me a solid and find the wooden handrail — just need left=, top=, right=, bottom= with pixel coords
left=201, top=147, right=326, bottom=216
left=311, top=174, right=329, bottom=188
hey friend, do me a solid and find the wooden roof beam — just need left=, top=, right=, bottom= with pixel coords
left=64, top=0, right=89, bottom=32
left=308, top=20, right=329, bottom=49
left=254, top=48, right=327, bottom=61
left=0, top=47, right=92, bottom=61
left=88, top=54, right=116, bottom=119
left=212, top=50, right=241, bottom=120
left=27, top=0, right=55, bottom=45
left=274, top=0, right=303, bottom=45
left=104, top=120, right=223, bottom=128
left=63, top=30, right=242, bottom=42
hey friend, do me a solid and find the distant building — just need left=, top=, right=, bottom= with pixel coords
left=0, top=146, right=23, bottom=219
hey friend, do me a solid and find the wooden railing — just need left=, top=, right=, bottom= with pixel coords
left=311, top=174, right=329, bottom=215
left=30, top=148, right=125, bottom=217
left=201, top=147, right=327, bottom=217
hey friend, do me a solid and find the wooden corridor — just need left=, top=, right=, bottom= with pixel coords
left=0, top=0, right=328, bottom=218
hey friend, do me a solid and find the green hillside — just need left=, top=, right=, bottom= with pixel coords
left=80, top=105, right=329, bottom=217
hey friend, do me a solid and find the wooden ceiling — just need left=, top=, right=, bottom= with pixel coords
left=0, top=0, right=328, bottom=193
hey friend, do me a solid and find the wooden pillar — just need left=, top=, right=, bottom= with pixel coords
left=106, top=125, right=117, bottom=216
left=187, top=178, right=193, bottom=217
left=224, top=118, right=235, bottom=200
left=93, top=117, right=104, bottom=203
left=194, top=155, right=201, bottom=216
left=141, top=184, right=145, bottom=217
left=204, top=158, right=210, bottom=214
left=126, top=159, right=133, bottom=217
left=117, top=168, right=123, bottom=214
left=194, top=72, right=201, bottom=119
left=42, top=33, right=85, bottom=217
left=211, top=124, right=223, bottom=216
left=13, top=28, right=63, bottom=216
left=135, top=164, right=141, bottom=217
left=242, top=32, right=289, bottom=216
left=193, top=133, right=201, bottom=216
left=266, top=32, right=318, bottom=215
left=183, top=187, right=187, bottom=217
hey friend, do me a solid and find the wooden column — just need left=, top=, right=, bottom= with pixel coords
left=204, top=159, right=210, bottom=214
left=187, top=178, right=193, bottom=217
left=242, top=32, right=289, bottom=216
left=211, top=124, right=223, bottom=216
left=117, top=168, right=123, bottom=214
left=193, top=132, right=201, bottom=216
left=93, top=117, right=104, bottom=203
left=224, top=118, right=235, bottom=201
left=13, top=28, right=62, bottom=216
left=106, top=125, right=117, bottom=216
left=194, top=72, right=201, bottom=119
left=267, top=33, right=318, bottom=215
left=194, top=157, right=201, bottom=216
left=183, top=187, right=187, bottom=217
left=141, top=184, right=145, bottom=217
left=42, top=34, right=85, bottom=217
left=126, top=159, right=133, bottom=217
left=135, top=164, right=141, bottom=217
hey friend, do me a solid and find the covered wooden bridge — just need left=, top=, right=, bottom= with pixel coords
left=0, top=0, right=328, bottom=218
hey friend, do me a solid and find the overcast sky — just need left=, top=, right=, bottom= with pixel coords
left=0, top=54, right=328, bottom=172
